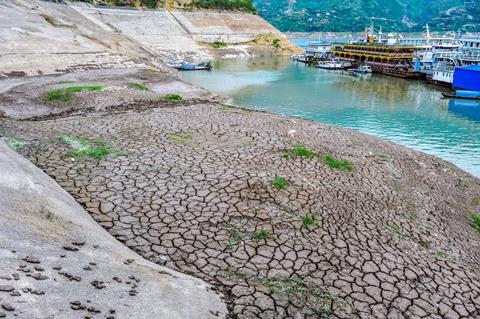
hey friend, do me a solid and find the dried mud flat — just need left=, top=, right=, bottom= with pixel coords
left=1, top=70, right=480, bottom=319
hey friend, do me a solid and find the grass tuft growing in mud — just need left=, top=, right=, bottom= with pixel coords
left=128, top=82, right=148, bottom=91
left=386, top=222, right=411, bottom=240
left=162, top=94, right=183, bottom=101
left=47, top=90, right=73, bottom=102
left=226, top=229, right=242, bottom=251
left=56, top=80, right=76, bottom=84
left=169, top=132, right=193, bottom=145
left=61, top=135, right=126, bottom=159
left=272, top=176, right=287, bottom=189
left=3, top=137, right=27, bottom=150
left=302, top=214, right=318, bottom=230
left=47, top=86, right=105, bottom=102
left=469, top=212, right=480, bottom=234
left=323, top=155, right=353, bottom=171
left=436, top=251, right=453, bottom=262
left=252, top=229, right=271, bottom=241
left=472, top=196, right=480, bottom=207
left=261, top=277, right=348, bottom=317
left=282, top=144, right=319, bottom=159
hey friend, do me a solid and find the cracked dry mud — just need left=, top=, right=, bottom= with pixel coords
left=2, top=101, right=480, bottom=319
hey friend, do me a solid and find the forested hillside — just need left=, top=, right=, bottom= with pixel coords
left=254, top=0, right=480, bottom=32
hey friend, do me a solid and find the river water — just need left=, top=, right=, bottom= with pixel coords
left=180, top=56, right=480, bottom=177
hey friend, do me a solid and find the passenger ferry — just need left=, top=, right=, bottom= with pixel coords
left=427, top=38, right=480, bottom=86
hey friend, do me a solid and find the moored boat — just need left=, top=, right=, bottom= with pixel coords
left=442, top=90, right=480, bottom=100
left=317, top=59, right=351, bottom=70
left=352, top=65, right=373, bottom=74
left=174, top=61, right=212, bottom=71
left=292, top=54, right=315, bottom=64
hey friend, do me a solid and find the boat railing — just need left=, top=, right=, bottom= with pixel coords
left=432, top=63, right=456, bottom=71
left=331, top=49, right=417, bottom=58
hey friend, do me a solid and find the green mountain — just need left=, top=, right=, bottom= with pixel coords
left=253, top=0, right=480, bottom=32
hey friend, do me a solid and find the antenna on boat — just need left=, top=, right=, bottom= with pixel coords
left=426, top=24, right=430, bottom=44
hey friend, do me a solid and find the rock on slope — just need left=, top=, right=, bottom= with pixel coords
left=0, top=140, right=227, bottom=318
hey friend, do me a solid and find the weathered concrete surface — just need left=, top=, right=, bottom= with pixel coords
left=72, top=4, right=300, bottom=60
left=70, top=4, right=211, bottom=62
left=1, top=72, right=480, bottom=318
left=0, top=0, right=159, bottom=76
left=0, top=140, right=227, bottom=318
left=171, top=10, right=278, bottom=42
left=0, top=0, right=300, bottom=76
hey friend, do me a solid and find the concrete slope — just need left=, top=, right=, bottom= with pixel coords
left=71, top=4, right=210, bottom=61
left=0, top=1, right=300, bottom=75
left=0, top=0, right=158, bottom=76
left=171, top=10, right=280, bottom=43
left=0, top=141, right=227, bottom=319
left=57, top=2, right=300, bottom=60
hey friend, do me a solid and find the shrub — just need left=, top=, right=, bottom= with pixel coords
left=272, top=39, right=281, bottom=48
left=212, top=40, right=227, bottom=48
left=192, top=0, right=256, bottom=12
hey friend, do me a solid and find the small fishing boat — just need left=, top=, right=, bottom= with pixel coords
left=352, top=65, right=373, bottom=74
left=173, top=61, right=212, bottom=71
left=442, top=90, right=480, bottom=100
left=166, top=59, right=185, bottom=69
left=292, top=54, right=315, bottom=64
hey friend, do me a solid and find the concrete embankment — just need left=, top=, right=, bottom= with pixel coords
left=0, top=0, right=300, bottom=76
left=0, top=140, right=227, bottom=318
left=0, top=0, right=159, bottom=77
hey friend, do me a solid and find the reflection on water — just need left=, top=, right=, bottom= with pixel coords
left=180, top=56, right=480, bottom=177
left=448, top=99, right=480, bottom=122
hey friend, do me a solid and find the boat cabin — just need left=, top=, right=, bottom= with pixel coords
left=305, top=42, right=332, bottom=58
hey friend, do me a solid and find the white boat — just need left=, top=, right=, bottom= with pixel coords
left=353, top=65, right=373, bottom=74
left=317, top=59, right=351, bottom=70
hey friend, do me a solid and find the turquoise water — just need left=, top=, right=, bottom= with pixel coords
left=180, top=56, right=480, bottom=177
